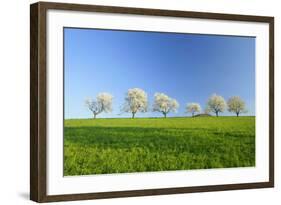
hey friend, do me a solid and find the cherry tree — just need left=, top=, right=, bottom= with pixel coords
left=85, top=92, right=113, bottom=118
left=186, top=103, right=201, bottom=117
left=122, top=88, right=148, bottom=118
left=206, top=94, right=226, bottom=117
left=227, top=96, right=247, bottom=117
left=153, top=93, right=179, bottom=118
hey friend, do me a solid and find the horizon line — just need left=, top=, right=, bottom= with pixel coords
left=65, top=115, right=256, bottom=120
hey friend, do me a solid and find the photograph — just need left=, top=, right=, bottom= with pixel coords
left=63, top=27, right=256, bottom=176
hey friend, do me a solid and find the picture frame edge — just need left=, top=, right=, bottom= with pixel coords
left=30, top=2, right=48, bottom=203
left=35, top=1, right=275, bottom=22
left=40, top=181, right=273, bottom=203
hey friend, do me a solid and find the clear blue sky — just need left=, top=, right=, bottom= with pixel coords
left=64, top=28, right=255, bottom=119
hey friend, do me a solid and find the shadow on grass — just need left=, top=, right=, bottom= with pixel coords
left=64, top=126, right=254, bottom=150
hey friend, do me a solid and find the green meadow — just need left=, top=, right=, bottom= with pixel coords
left=64, top=116, right=255, bottom=176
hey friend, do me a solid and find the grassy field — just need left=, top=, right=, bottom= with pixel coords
left=64, top=116, right=255, bottom=176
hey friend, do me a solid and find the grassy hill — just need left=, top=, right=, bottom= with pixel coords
left=64, top=116, right=255, bottom=176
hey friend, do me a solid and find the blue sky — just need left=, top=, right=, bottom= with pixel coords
left=64, top=28, right=255, bottom=119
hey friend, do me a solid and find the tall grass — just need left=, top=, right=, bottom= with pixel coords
left=64, top=116, right=255, bottom=176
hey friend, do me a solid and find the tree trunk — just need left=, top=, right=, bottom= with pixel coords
left=236, top=112, right=239, bottom=117
left=192, top=112, right=194, bottom=117
left=164, top=112, right=167, bottom=118
left=132, top=112, right=135, bottom=119
left=216, top=112, right=218, bottom=117
left=93, top=113, right=97, bottom=119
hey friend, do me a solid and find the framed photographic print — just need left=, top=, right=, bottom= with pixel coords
left=30, top=1, right=274, bottom=202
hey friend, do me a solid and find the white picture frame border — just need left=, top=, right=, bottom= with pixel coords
left=39, top=6, right=272, bottom=197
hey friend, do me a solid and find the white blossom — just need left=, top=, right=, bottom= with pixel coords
left=122, top=88, right=148, bottom=118
left=186, top=103, right=201, bottom=117
left=85, top=92, right=113, bottom=118
left=153, top=92, right=179, bottom=118
left=206, top=94, right=226, bottom=117
left=227, top=96, right=246, bottom=117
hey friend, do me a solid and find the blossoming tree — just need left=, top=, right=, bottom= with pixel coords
left=206, top=94, right=226, bottom=117
left=227, top=96, right=247, bottom=117
left=122, top=88, right=148, bottom=118
left=186, top=103, right=201, bottom=117
left=153, top=92, right=179, bottom=118
left=85, top=92, right=113, bottom=118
